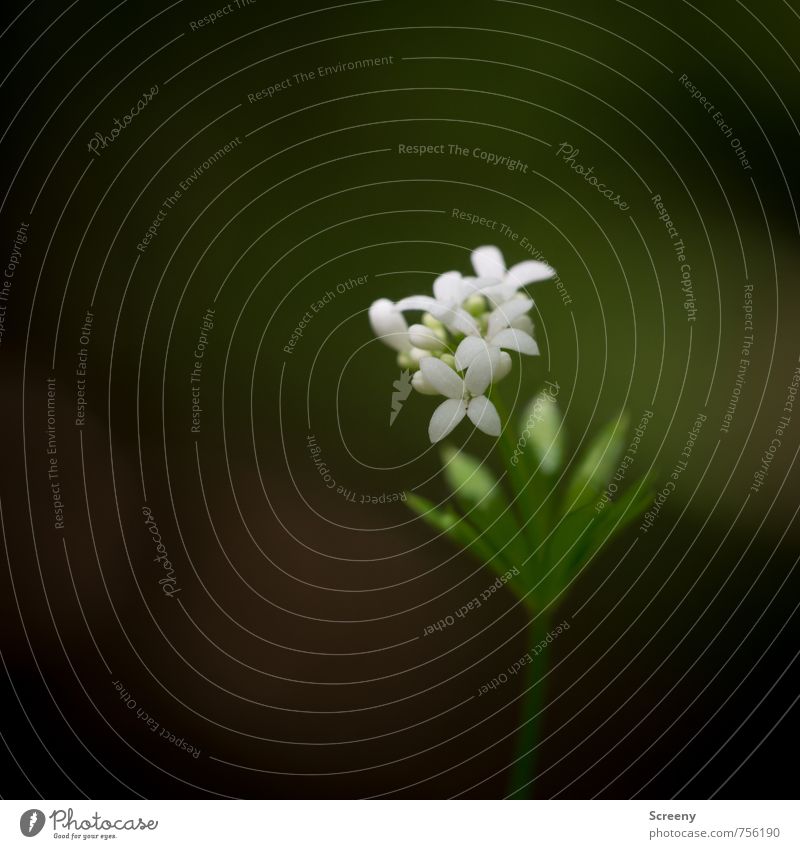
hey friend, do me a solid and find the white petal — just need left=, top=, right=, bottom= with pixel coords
left=408, top=347, right=431, bottom=366
left=444, top=307, right=480, bottom=337
left=506, top=260, right=555, bottom=287
left=487, top=297, right=533, bottom=339
left=369, top=299, right=410, bottom=351
left=454, top=335, right=487, bottom=371
left=494, top=351, right=512, bottom=382
left=471, top=245, right=506, bottom=281
left=429, top=399, right=467, bottom=442
left=459, top=276, right=485, bottom=297
left=467, top=396, right=501, bottom=437
left=490, top=328, right=540, bottom=356
left=479, top=282, right=517, bottom=307
left=412, top=369, right=440, bottom=395
left=464, top=344, right=502, bottom=395
left=397, top=295, right=478, bottom=337
left=510, top=314, right=534, bottom=335
left=432, top=271, right=464, bottom=306
left=408, top=323, right=444, bottom=351
left=420, top=357, right=464, bottom=399
left=483, top=263, right=552, bottom=305
left=395, top=294, right=439, bottom=313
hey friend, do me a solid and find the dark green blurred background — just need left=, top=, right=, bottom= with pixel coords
left=0, top=0, right=798, bottom=798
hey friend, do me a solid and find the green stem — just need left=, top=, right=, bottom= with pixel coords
left=508, top=613, right=551, bottom=799
left=492, top=393, right=537, bottom=551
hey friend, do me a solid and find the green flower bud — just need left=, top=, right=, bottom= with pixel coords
left=465, top=294, right=487, bottom=317
left=521, top=390, right=563, bottom=473
left=422, top=313, right=444, bottom=331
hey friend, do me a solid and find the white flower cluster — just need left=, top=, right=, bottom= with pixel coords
left=369, top=245, right=555, bottom=443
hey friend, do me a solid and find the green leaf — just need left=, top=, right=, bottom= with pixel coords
left=405, top=491, right=510, bottom=571
left=564, top=413, right=630, bottom=511
left=502, top=393, right=565, bottom=571
left=440, top=445, right=503, bottom=509
left=439, top=447, right=530, bottom=578
left=587, top=473, right=654, bottom=551
left=546, top=473, right=654, bottom=597
left=406, top=492, right=463, bottom=537
left=539, top=503, right=597, bottom=603
left=405, top=409, right=654, bottom=613
left=520, top=390, right=565, bottom=475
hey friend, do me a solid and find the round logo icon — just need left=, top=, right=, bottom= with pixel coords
left=19, top=809, right=46, bottom=837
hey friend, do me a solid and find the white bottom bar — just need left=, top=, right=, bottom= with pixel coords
left=4, top=800, right=795, bottom=847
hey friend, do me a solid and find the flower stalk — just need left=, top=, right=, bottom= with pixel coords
left=508, top=613, right=552, bottom=799
left=368, top=245, right=654, bottom=798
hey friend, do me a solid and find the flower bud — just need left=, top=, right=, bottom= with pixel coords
left=522, top=390, right=563, bottom=473
left=422, top=312, right=444, bottom=331
left=409, top=347, right=431, bottom=366
left=408, top=323, right=445, bottom=351
left=494, top=351, right=513, bottom=383
left=369, top=299, right=411, bottom=352
left=412, top=370, right=440, bottom=395
left=465, top=294, right=487, bottom=317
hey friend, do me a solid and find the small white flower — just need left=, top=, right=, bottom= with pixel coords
left=431, top=270, right=471, bottom=309
left=454, top=296, right=539, bottom=388
left=420, top=357, right=501, bottom=442
left=470, top=245, right=555, bottom=306
left=369, top=298, right=411, bottom=352
left=484, top=296, right=540, bottom=355
left=394, top=271, right=479, bottom=336
left=368, top=246, right=556, bottom=444
left=394, top=294, right=478, bottom=337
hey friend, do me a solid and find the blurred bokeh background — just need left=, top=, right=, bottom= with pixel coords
left=0, top=0, right=798, bottom=798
